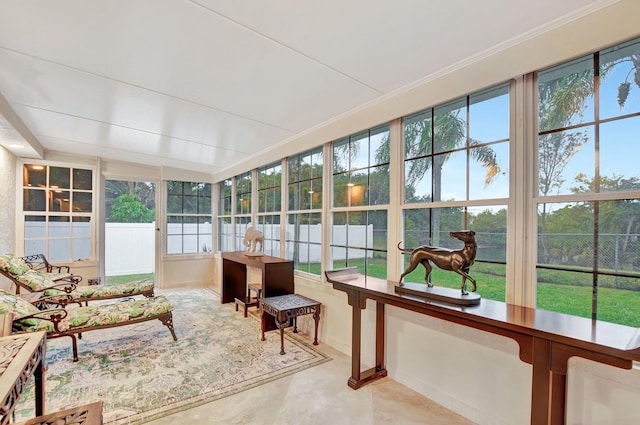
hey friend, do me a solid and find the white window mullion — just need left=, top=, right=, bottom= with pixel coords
left=506, top=75, right=538, bottom=307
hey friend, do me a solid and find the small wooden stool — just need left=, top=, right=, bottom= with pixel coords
left=248, top=283, right=262, bottom=301
left=234, top=283, right=263, bottom=317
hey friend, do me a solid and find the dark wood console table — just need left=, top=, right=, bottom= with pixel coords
left=325, top=268, right=640, bottom=425
left=221, top=252, right=294, bottom=303
left=0, top=332, right=46, bottom=424
left=222, top=252, right=294, bottom=330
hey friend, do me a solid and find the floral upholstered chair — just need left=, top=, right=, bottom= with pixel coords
left=0, top=289, right=177, bottom=361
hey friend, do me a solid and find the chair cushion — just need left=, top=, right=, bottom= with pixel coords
left=13, top=295, right=174, bottom=333
left=16, top=270, right=58, bottom=292
left=0, top=289, right=42, bottom=325
left=0, top=254, right=30, bottom=276
left=72, top=279, right=154, bottom=298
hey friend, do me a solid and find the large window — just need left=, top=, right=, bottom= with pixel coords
left=22, top=164, right=93, bottom=262
left=286, top=147, right=323, bottom=274
left=218, top=179, right=232, bottom=252
left=234, top=172, right=252, bottom=250
left=333, top=125, right=390, bottom=207
left=257, top=162, right=282, bottom=257
left=166, top=181, right=212, bottom=254
left=331, top=126, right=390, bottom=277
left=536, top=37, right=640, bottom=326
left=401, top=84, right=510, bottom=301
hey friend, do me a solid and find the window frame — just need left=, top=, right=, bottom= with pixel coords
left=166, top=181, right=212, bottom=255
left=19, top=161, right=96, bottom=263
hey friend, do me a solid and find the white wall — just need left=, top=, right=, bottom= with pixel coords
left=0, top=147, right=16, bottom=291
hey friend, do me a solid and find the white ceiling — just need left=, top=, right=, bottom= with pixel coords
left=0, top=0, right=617, bottom=176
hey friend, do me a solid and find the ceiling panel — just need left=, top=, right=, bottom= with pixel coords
left=194, top=0, right=609, bottom=92
left=0, top=0, right=621, bottom=175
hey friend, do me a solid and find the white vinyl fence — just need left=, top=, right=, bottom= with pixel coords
left=105, top=223, right=155, bottom=276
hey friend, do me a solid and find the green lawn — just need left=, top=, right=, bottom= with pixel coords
left=105, top=273, right=154, bottom=285
left=116, top=260, right=640, bottom=327
left=324, top=259, right=640, bottom=327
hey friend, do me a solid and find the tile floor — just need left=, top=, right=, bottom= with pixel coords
left=146, top=333, right=473, bottom=425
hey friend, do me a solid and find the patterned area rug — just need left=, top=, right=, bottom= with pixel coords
left=16, top=288, right=330, bottom=424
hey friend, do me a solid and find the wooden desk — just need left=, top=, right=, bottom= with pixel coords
left=222, top=252, right=294, bottom=304
left=260, top=294, right=320, bottom=355
left=0, top=332, right=46, bottom=424
left=325, top=268, right=640, bottom=425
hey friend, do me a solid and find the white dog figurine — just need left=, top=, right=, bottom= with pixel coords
left=243, top=226, right=264, bottom=255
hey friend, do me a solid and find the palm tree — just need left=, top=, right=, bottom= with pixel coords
left=403, top=109, right=501, bottom=245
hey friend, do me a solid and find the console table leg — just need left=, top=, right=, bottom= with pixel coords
left=375, top=302, right=385, bottom=372
left=313, top=305, right=320, bottom=345
left=349, top=297, right=363, bottom=388
left=531, top=337, right=552, bottom=424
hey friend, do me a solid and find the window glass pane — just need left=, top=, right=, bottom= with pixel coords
left=350, top=131, right=369, bottom=170
left=24, top=240, right=45, bottom=258
left=434, top=99, right=466, bottom=154
left=50, top=166, right=70, bottom=190
left=183, top=235, right=198, bottom=253
left=311, top=149, right=323, bottom=179
left=72, top=217, right=91, bottom=238
left=72, top=192, right=92, bottom=212
left=348, top=174, right=367, bottom=207
left=72, top=238, right=91, bottom=260
left=469, top=142, right=509, bottom=200
left=72, top=169, right=92, bottom=190
left=469, top=85, right=509, bottom=143
left=49, top=216, right=70, bottom=238
left=167, top=216, right=182, bottom=235
left=235, top=216, right=251, bottom=249
left=538, top=55, right=595, bottom=131
left=538, top=127, right=595, bottom=196
left=50, top=190, right=70, bottom=212
left=405, top=111, right=432, bottom=159
left=369, top=165, right=389, bottom=205
left=219, top=179, right=232, bottom=215
left=370, top=125, right=390, bottom=165
left=310, top=179, right=322, bottom=209
left=183, top=216, right=197, bottom=234
left=167, top=194, right=182, bottom=214
left=167, top=235, right=182, bottom=254
left=599, top=117, right=640, bottom=187
left=24, top=216, right=46, bottom=238
left=23, top=189, right=46, bottom=211
left=333, top=138, right=349, bottom=173
left=405, top=157, right=431, bottom=203
left=438, top=151, right=466, bottom=202
left=218, top=217, right=232, bottom=252
left=289, top=183, right=300, bottom=211
left=24, top=164, right=46, bottom=187
left=198, top=195, right=212, bottom=214
left=599, top=38, right=640, bottom=120
left=182, top=194, right=197, bottom=214
left=48, top=239, right=70, bottom=262
left=333, top=172, right=349, bottom=208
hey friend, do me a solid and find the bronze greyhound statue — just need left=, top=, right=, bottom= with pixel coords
left=398, top=230, right=477, bottom=295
